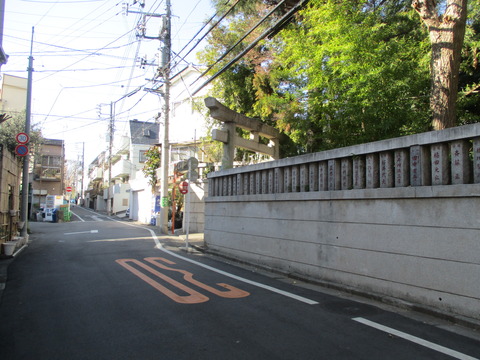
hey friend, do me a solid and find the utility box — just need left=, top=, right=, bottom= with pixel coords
left=44, top=208, right=53, bottom=222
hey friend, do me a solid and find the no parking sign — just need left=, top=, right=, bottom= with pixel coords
left=15, top=144, right=29, bottom=156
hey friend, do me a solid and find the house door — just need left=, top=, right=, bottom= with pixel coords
left=131, top=191, right=139, bottom=221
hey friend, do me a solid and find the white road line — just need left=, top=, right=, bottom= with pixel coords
left=64, top=230, right=99, bottom=235
left=352, top=317, right=478, bottom=360
left=114, top=219, right=319, bottom=305
left=70, top=211, right=85, bottom=222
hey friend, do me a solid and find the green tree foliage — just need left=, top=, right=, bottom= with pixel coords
left=271, top=0, right=432, bottom=150
left=200, top=0, right=478, bottom=156
left=199, top=0, right=280, bottom=116
left=142, top=146, right=161, bottom=189
left=458, top=1, right=480, bottom=124
left=0, top=111, right=43, bottom=154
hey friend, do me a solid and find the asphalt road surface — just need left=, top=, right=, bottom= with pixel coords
left=0, top=207, right=479, bottom=359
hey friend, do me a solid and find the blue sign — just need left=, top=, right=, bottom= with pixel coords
left=15, top=144, right=29, bottom=156
left=154, top=195, right=161, bottom=213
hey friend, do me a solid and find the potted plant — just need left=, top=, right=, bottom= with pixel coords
left=2, top=240, right=17, bottom=256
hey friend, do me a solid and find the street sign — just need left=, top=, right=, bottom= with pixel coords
left=187, top=157, right=199, bottom=169
left=179, top=181, right=189, bottom=194
left=16, top=132, right=29, bottom=144
left=174, top=160, right=188, bottom=173
left=66, top=186, right=72, bottom=193
left=174, top=157, right=199, bottom=174
left=15, top=144, right=29, bottom=156
left=161, top=196, right=168, bottom=207
left=188, top=169, right=199, bottom=182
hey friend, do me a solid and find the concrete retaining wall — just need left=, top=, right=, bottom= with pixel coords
left=205, top=124, right=480, bottom=322
left=185, top=180, right=207, bottom=233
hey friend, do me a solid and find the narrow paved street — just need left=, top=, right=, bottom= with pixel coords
left=0, top=207, right=479, bottom=359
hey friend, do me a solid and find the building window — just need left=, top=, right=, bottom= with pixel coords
left=139, top=150, right=147, bottom=163
left=37, top=155, right=62, bottom=180
left=42, top=155, right=62, bottom=167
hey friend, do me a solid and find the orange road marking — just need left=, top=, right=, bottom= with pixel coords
left=145, top=257, right=250, bottom=299
left=115, top=259, right=209, bottom=304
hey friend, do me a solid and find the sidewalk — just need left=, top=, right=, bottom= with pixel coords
left=0, top=246, right=26, bottom=302
left=168, top=232, right=206, bottom=252
left=107, top=210, right=206, bottom=252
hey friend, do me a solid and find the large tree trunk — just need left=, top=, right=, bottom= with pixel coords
left=412, top=0, right=468, bottom=130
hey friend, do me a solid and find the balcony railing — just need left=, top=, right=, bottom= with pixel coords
left=208, top=123, right=480, bottom=197
left=112, top=159, right=132, bottom=179
left=89, top=167, right=103, bottom=181
left=33, top=167, right=62, bottom=182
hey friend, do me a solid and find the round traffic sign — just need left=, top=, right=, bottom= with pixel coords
left=178, top=181, right=188, bottom=194
left=66, top=186, right=73, bottom=192
left=16, top=132, right=29, bottom=144
left=15, top=144, right=29, bottom=156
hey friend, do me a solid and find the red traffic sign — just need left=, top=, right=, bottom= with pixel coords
left=178, top=181, right=189, bottom=195
left=15, top=144, right=29, bottom=156
left=66, top=186, right=73, bottom=193
left=16, top=132, right=29, bottom=144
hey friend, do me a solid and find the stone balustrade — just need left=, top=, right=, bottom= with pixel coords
left=204, top=123, right=480, bottom=322
left=208, top=123, right=480, bottom=197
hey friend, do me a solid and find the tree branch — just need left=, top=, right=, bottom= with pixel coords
left=412, top=0, right=440, bottom=26
left=463, top=83, right=480, bottom=97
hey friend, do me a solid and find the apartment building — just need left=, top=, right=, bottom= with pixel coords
left=30, top=139, right=65, bottom=212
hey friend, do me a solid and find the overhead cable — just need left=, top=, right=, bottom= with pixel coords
left=191, top=0, right=310, bottom=96
left=36, top=28, right=137, bottom=82
left=169, top=0, right=237, bottom=70
left=5, top=35, right=139, bottom=56
left=194, top=0, right=291, bottom=84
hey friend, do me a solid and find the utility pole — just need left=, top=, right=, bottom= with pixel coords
left=107, top=101, right=114, bottom=216
left=20, top=27, right=34, bottom=239
left=81, top=142, right=85, bottom=205
left=130, top=0, right=171, bottom=233
left=159, top=0, right=171, bottom=234
left=103, top=87, right=141, bottom=216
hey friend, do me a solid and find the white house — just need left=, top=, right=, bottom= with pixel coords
left=85, top=65, right=211, bottom=229
left=122, top=119, right=159, bottom=223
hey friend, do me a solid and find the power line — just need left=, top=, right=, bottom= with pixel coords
left=6, top=65, right=137, bottom=73
left=195, top=0, right=290, bottom=82
left=191, top=0, right=309, bottom=96
left=5, top=35, right=139, bottom=56
left=35, top=28, right=138, bottom=82
left=169, top=0, right=240, bottom=72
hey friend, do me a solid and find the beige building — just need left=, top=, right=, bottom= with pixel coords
left=0, top=74, right=26, bottom=253
left=0, top=74, right=27, bottom=115
left=0, top=144, right=21, bottom=247
left=30, top=139, right=65, bottom=213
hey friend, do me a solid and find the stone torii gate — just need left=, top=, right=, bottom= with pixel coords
left=204, top=97, right=281, bottom=170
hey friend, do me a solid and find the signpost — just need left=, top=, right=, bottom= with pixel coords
left=172, top=157, right=198, bottom=248
left=15, top=133, right=30, bottom=157
left=66, top=186, right=72, bottom=192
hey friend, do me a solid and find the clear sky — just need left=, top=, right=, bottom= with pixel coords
left=3, top=0, right=213, bottom=164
